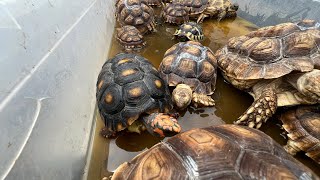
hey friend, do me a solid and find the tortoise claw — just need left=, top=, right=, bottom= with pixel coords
left=192, top=93, right=215, bottom=107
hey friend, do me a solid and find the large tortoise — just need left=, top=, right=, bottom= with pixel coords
left=116, top=0, right=156, bottom=34
left=159, top=41, right=217, bottom=109
left=116, top=25, right=146, bottom=52
left=215, top=19, right=320, bottom=128
left=280, top=105, right=320, bottom=163
left=96, top=53, right=181, bottom=138
left=172, top=0, right=239, bottom=23
left=111, top=124, right=318, bottom=179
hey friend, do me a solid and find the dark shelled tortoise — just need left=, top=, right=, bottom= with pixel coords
left=280, top=105, right=320, bottom=163
left=116, top=25, right=146, bottom=52
left=196, top=0, right=239, bottom=23
left=96, top=53, right=181, bottom=138
left=159, top=41, right=217, bottom=109
left=111, top=125, right=319, bottom=179
left=172, top=0, right=208, bottom=19
left=161, top=3, right=189, bottom=25
left=174, top=21, right=204, bottom=41
left=116, top=0, right=156, bottom=34
left=215, top=19, right=320, bottom=129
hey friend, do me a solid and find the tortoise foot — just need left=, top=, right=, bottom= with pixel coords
left=100, top=127, right=117, bottom=138
left=284, top=139, right=301, bottom=156
left=192, top=93, right=215, bottom=107
left=235, top=88, right=277, bottom=129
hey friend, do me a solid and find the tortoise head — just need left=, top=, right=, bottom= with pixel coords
left=230, top=3, right=239, bottom=11
left=172, top=84, right=193, bottom=109
left=142, top=113, right=181, bottom=137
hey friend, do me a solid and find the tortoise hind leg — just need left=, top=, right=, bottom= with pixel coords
left=284, top=139, right=301, bottom=155
left=192, top=93, right=215, bottom=107
left=235, top=88, right=277, bottom=129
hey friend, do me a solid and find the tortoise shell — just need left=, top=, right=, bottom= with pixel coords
left=161, top=3, right=189, bottom=25
left=159, top=41, right=217, bottom=95
left=116, top=0, right=156, bottom=34
left=280, top=105, right=320, bottom=163
left=96, top=53, right=172, bottom=133
left=215, top=19, right=320, bottom=81
left=174, top=21, right=204, bottom=41
left=116, top=25, right=146, bottom=51
left=145, top=0, right=161, bottom=6
left=172, top=0, right=208, bottom=17
left=112, top=125, right=318, bottom=179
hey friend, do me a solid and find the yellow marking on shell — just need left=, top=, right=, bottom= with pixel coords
left=184, top=24, right=192, bottom=29
left=105, top=93, right=113, bottom=104
left=122, top=69, right=136, bottom=76
left=174, top=30, right=180, bottom=35
left=98, top=80, right=104, bottom=90
left=118, top=58, right=132, bottom=64
left=129, top=87, right=142, bottom=97
left=155, top=79, right=162, bottom=88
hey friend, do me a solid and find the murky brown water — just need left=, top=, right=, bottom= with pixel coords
left=87, top=8, right=320, bottom=180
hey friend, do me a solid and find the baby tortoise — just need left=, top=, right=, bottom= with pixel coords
left=116, top=0, right=156, bottom=34
left=215, top=19, right=320, bottom=129
left=161, top=3, right=189, bottom=25
left=111, top=125, right=319, bottom=179
left=280, top=105, right=320, bottom=163
left=96, top=53, right=181, bottom=138
left=116, top=25, right=146, bottom=52
left=174, top=21, right=204, bottom=41
left=159, top=41, right=217, bottom=109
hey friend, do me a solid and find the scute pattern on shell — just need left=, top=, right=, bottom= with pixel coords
left=280, top=105, right=320, bottom=163
left=172, top=0, right=208, bottom=16
left=174, top=21, right=204, bottom=41
left=215, top=20, right=320, bottom=80
left=161, top=3, right=189, bottom=24
left=112, top=125, right=318, bottom=179
left=116, top=25, right=146, bottom=51
left=145, top=0, right=162, bottom=6
left=116, top=0, right=156, bottom=34
left=159, top=41, right=217, bottom=94
left=96, top=53, right=172, bottom=132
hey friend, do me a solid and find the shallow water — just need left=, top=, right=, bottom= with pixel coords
left=87, top=8, right=320, bottom=180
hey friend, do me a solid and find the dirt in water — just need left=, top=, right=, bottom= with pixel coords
left=87, top=9, right=320, bottom=180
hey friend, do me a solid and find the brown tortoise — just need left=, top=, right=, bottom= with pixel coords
left=116, top=25, right=146, bottom=51
left=280, top=105, right=320, bottom=163
left=111, top=125, right=319, bottom=179
left=96, top=53, right=181, bottom=138
left=159, top=41, right=217, bottom=109
left=161, top=3, right=189, bottom=25
left=116, top=0, right=156, bottom=34
left=172, top=0, right=208, bottom=19
left=215, top=19, right=320, bottom=129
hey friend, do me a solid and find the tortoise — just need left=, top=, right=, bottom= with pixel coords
left=161, top=3, right=189, bottom=25
left=111, top=124, right=319, bottom=179
left=116, top=0, right=156, bottom=34
left=96, top=53, right=181, bottom=138
left=116, top=25, right=146, bottom=52
left=173, top=21, right=204, bottom=41
left=196, top=0, right=239, bottom=23
left=145, top=0, right=162, bottom=6
left=159, top=41, right=217, bottom=109
left=279, top=105, right=320, bottom=163
left=172, top=0, right=238, bottom=23
left=215, top=19, right=320, bottom=129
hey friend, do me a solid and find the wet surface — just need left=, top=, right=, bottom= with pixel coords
left=87, top=8, right=320, bottom=180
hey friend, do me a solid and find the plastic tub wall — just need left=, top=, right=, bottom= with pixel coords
left=0, top=0, right=115, bottom=179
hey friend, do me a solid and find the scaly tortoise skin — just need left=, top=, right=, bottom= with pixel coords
left=111, top=124, right=319, bottom=179
left=116, top=25, right=146, bottom=52
left=215, top=19, right=320, bottom=129
left=174, top=21, right=204, bottom=41
left=96, top=53, right=181, bottom=138
left=159, top=41, right=217, bottom=109
left=280, top=105, right=320, bottom=163
left=161, top=3, right=189, bottom=25
left=116, top=0, right=156, bottom=34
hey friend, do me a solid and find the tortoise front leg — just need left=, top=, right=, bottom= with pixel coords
left=192, top=92, right=215, bottom=107
left=217, top=10, right=227, bottom=22
left=100, top=127, right=117, bottom=138
left=235, top=88, right=277, bottom=129
left=197, top=13, right=209, bottom=23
